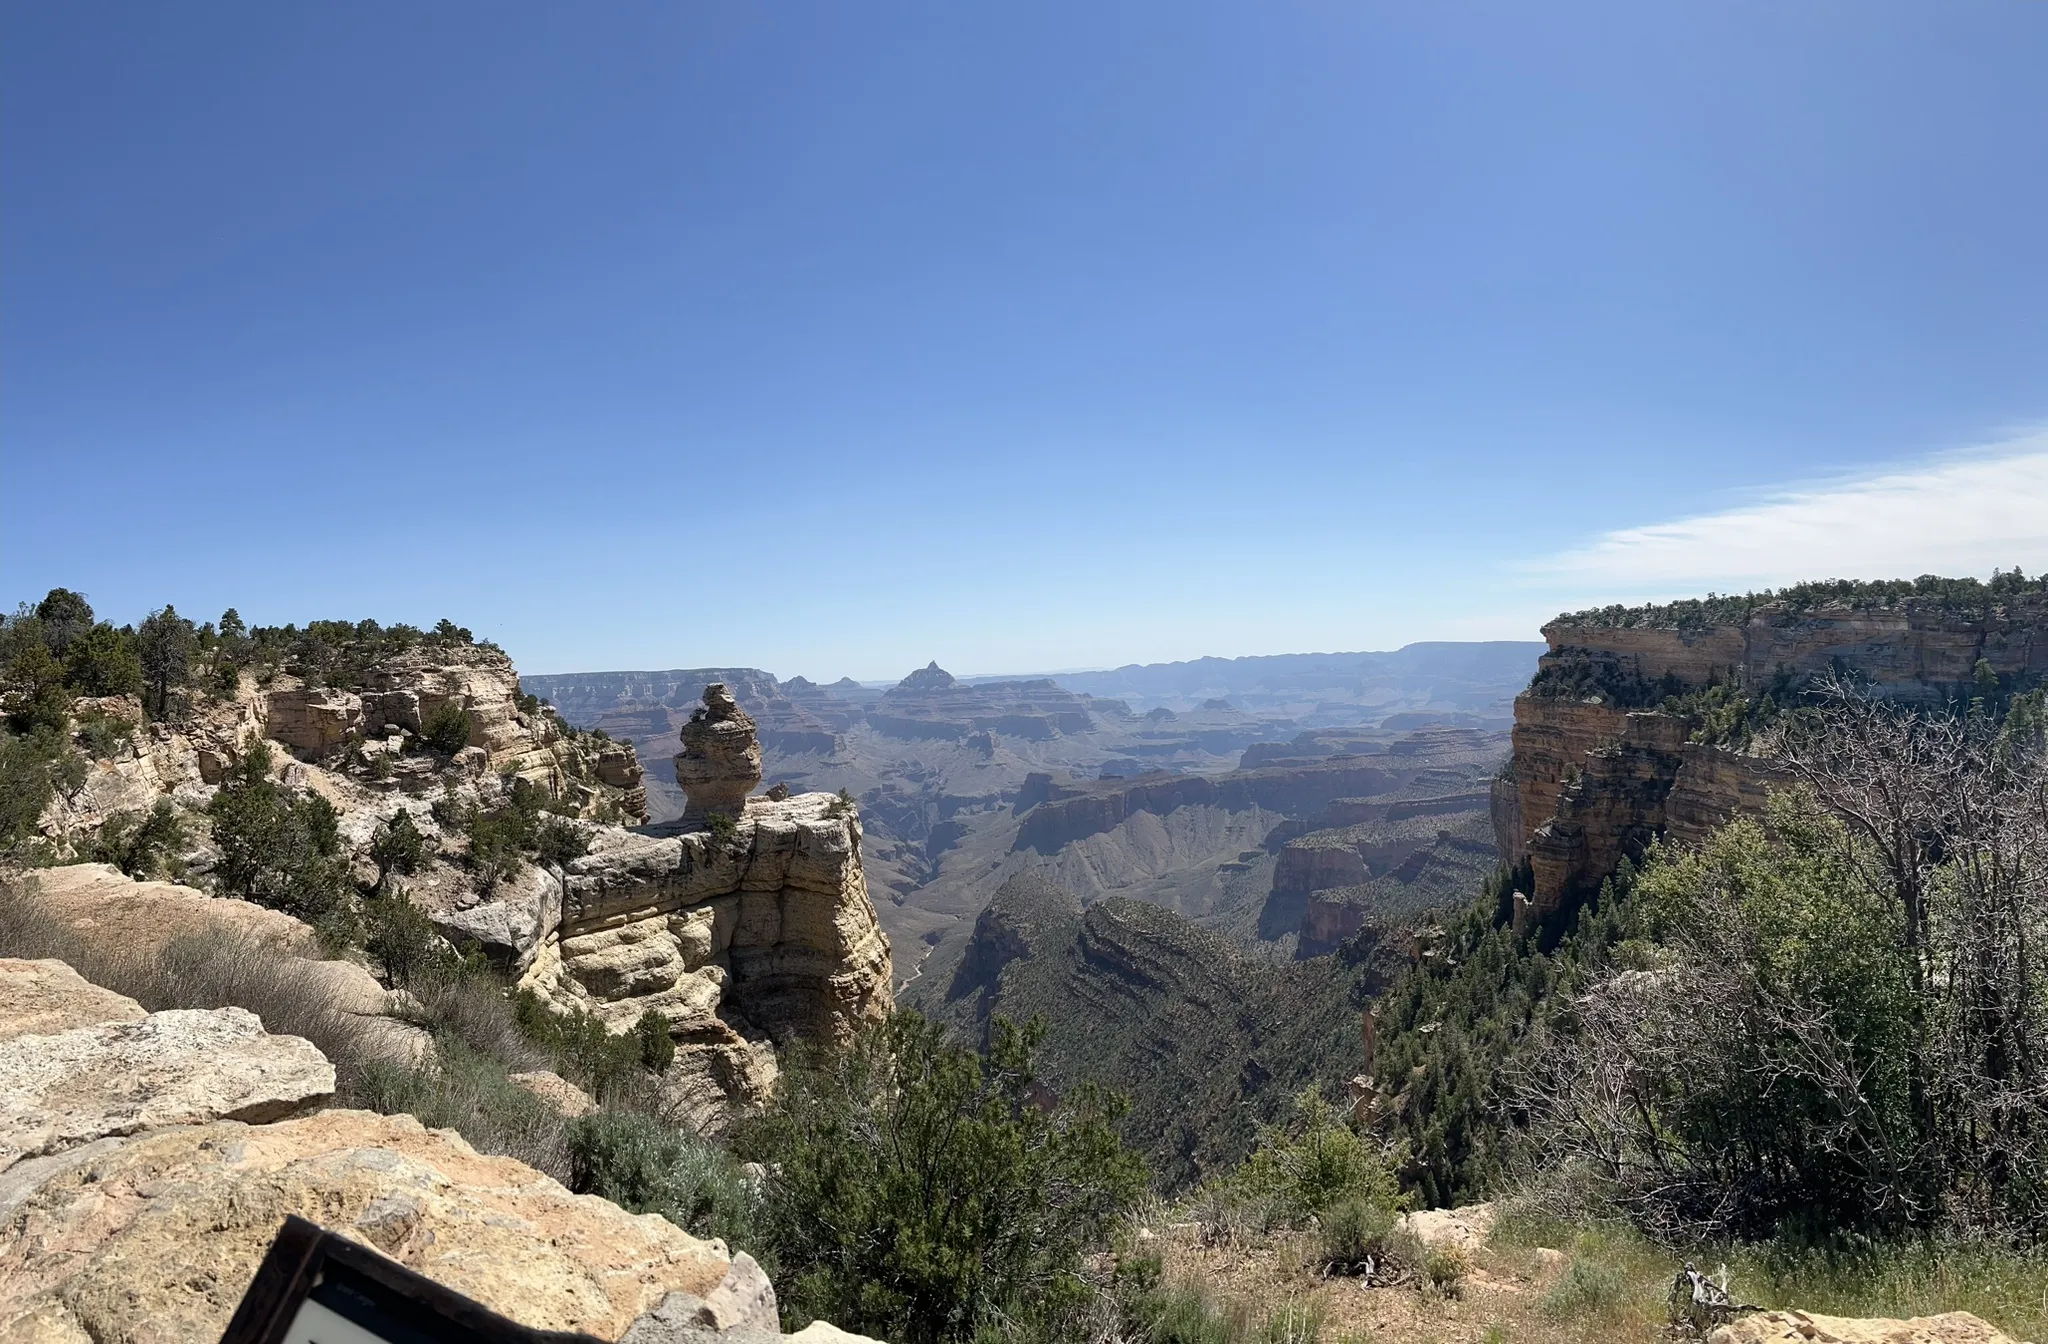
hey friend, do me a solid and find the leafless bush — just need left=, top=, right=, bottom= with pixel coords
left=1511, top=680, right=2048, bottom=1240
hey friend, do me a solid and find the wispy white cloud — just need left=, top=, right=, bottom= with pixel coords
left=1530, top=431, right=2048, bottom=592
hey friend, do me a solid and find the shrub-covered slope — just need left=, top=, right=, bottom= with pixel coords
left=909, top=872, right=1394, bottom=1188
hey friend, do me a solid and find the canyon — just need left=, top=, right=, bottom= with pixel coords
left=525, top=643, right=1541, bottom=981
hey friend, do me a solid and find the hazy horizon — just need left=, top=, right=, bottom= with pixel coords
left=517, top=636, right=1550, bottom=685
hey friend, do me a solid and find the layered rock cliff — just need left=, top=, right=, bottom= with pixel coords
left=519, top=791, right=893, bottom=1129
left=516, top=686, right=892, bottom=1130
left=1503, top=584, right=2048, bottom=913
left=19, top=625, right=892, bottom=1136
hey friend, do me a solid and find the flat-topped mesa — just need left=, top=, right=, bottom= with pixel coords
left=675, top=683, right=763, bottom=821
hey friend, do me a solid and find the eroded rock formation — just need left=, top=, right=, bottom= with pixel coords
left=0, top=955, right=880, bottom=1344
left=500, top=693, right=893, bottom=1130
left=676, top=683, right=763, bottom=821
left=1504, top=592, right=2048, bottom=914
left=519, top=791, right=893, bottom=1130
left=35, top=641, right=647, bottom=870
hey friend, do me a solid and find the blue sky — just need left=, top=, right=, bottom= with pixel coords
left=4, top=2, right=2044, bottom=681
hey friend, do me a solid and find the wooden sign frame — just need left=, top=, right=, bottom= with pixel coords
left=218, top=1215, right=607, bottom=1344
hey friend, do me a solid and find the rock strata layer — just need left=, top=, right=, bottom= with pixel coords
left=518, top=791, right=893, bottom=1130
left=1505, top=595, right=2048, bottom=913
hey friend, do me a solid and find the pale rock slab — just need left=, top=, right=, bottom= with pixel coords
left=1708, top=1309, right=2024, bottom=1344
left=620, top=1252, right=780, bottom=1340
left=1393, top=1202, right=1496, bottom=1254
left=508, top=1069, right=598, bottom=1118
left=0, top=959, right=144, bottom=1042
left=24, top=862, right=323, bottom=958
left=0, top=1007, right=335, bottom=1170
left=0, top=1109, right=737, bottom=1344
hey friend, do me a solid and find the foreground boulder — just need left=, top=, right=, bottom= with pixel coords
left=0, top=1110, right=745, bottom=1343
left=1393, top=1202, right=1497, bottom=1254
left=1709, top=1309, right=2023, bottom=1344
left=0, top=1006, right=335, bottom=1172
left=0, top=959, right=145, bottom=1041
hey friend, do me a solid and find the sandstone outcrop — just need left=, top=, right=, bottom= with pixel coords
left=518, top=785, right=892, bottom=1129
left=1503, top=592, right=2048, bottom=913
left=264, top=684, right=364, bottom=755
left=23, top=861, right=334, bottom=958
left=0, top=1006, right=335, bottom=1171
left=1393, top=1202, right=1497, bottom=1254
left=508, top=1068, right=599, bottom=1117
left=0, top=956, right=878, bottom=1344
left=1706, top=1309, right=2022, bottom=1344
left=35, top=641, right=648, bottom=885
left=677, top=683, right=764, bottom=821
left=18, top=863, right=390, bottom=1012
left=0, top=1110, right=743, bottom=1344
left=0, top=959, right=144, bottom=1041
left=9, top=866, right=427, bottom=1067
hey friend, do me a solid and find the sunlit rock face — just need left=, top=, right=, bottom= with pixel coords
left=675, top=682, right=763, bottom=821
left=1506, top=593, right=2048, bottom=913
left=518, top=789, right=892, bottom=1132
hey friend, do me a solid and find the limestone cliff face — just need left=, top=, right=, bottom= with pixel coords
left=1550, top=598, right=2048, bottom=700
left=518, top=792, right=893, bottom=1129
left=1505, top=592, right=2048, bottom=911
left=1522, top=708, right=1695, bottom=910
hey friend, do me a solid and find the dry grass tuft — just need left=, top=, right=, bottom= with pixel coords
left=0, top=871, right=576, bottom=1178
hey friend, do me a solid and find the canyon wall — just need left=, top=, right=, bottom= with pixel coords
left=31, top=649, right=889, bottom=1136
left=1505, top=593, right=2048, bottom=913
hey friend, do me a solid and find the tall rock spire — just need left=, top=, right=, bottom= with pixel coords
left=673, top=682, right=762, bottom=821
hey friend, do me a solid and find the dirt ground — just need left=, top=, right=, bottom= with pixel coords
left=1156, top=1225, right=1677, bottom=1344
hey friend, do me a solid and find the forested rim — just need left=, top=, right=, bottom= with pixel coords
left=1553, top=566, right=2047, bottom=630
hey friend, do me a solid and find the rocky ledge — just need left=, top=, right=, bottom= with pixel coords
left=518, top=790, right=893, bottom=1131
left=0, top=956, right=880, bottom=1344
